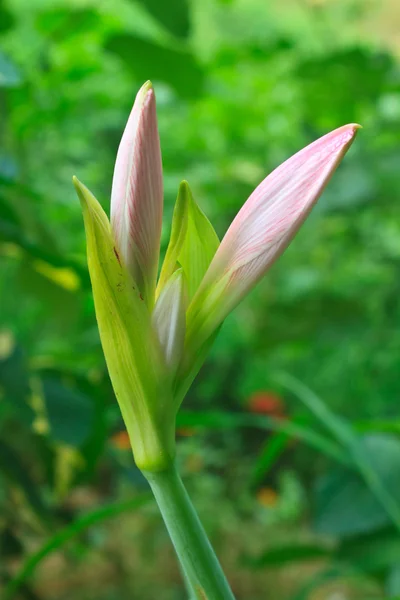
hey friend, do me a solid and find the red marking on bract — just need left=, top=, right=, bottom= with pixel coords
left=113, top=247, right=121, bottom=265
left=139, top=293, right=144, bottom=301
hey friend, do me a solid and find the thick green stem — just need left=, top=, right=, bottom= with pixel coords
left=144, top=464, right=235, bottom=600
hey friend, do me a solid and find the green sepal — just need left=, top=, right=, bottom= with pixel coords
left=73, top=177, right=175, bottom=471
left=173, top=276, right=229, bottom=409
left=157, top=181, right=219, bottom=302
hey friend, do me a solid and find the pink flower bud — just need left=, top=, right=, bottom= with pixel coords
left=111, top=81, right=163, bottom=309
left=182, top=124, right=360, bottom=393
left=196, top=124, right=359, bottom=319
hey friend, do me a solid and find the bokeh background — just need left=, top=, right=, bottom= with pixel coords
left=1, top=0, right=400, bottom=598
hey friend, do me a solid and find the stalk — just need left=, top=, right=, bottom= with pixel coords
left=144, top=464, right=236, bottom=600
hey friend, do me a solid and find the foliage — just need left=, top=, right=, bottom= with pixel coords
left=1, top=0, right=400, bottom=598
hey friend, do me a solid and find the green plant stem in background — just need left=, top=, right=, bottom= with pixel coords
left=144, top=464, right=236, bottom=600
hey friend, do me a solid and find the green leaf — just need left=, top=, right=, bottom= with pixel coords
left=0, top=3, right=14, bottom=34
left=141, top=0, right=190, bottom=39
left=0, top=440, right=50, bottom=524
left=275, top=371, right=354, bottom=446
left=15, top=260, right=81, bottom=334
left=35, top=7, right=100, bottom=40
left=277, top=373, right=400, bottom=532
left=244, top=542, right=332, bottom=569
left=42, top=376, right=94, bottom=447
left=0, top=338, right=34, bottom=424
left=386, top=564, right=400, bottom=597
left=177, top=410, right=348, bottom=464
left=338, top=529, right=400, bottom=573
left=158, top=181, right=219, bottom=301
left=314, top=435, right=400, bottom=537
left=314, top=467, right=390, bottom=537
left=250, top=432, right=289, bottom=487
left=105, top=35, right=204, bottom=98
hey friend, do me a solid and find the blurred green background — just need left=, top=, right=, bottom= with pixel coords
left=1, top=0, right=400, bottom=598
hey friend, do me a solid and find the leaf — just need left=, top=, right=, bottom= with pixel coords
left=0, top=178, right=88, bottom=284
left=35, top=7, right=100, bottom=40
left=0, top=337, right=34, bottom=424
left=244, top=542, right=332, bottom=569
left=386, top=564, right=400, bottom=597
left=245, top=530, right=400, bottom=574
left=16, top=260, right=81, bottom=333
left=73, top=374, right=109, bottom=481
left=277, top=374, right=400, bottom=532
left=0, top=3, right=14, bottom=34
left=338, top=529, right=400, bottom=573
left=275, top=371, right=354, bottom=445
left=0, top=440, right=49, bottom=524
left=313, top=435, right=400, bottom=537
left=296, top=48, right=396, bottom=125
left=250, top=432, right=289, bottom=487
left=314, top=467, right=388, bottom=537
left=352, top=435, right=400, bottom=533
left=141, top=0, right=190, bottom=38
left=177, top=410, right=348, bottom=464
left=42, top=376, right=95, bottom=447
left=105, top=34, right=204, bottom=98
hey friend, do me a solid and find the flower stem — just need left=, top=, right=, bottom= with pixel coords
left=143, top=464, right=236, bottom=600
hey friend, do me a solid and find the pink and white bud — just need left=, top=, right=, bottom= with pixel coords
left=182, top=124, right=359, bottom=379
left=111, top=81, right=163, bottom=309
left=198, top=124, right=359, bottom=315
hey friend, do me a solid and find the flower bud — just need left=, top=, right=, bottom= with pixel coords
left=111, top=81, right=163, bottom=310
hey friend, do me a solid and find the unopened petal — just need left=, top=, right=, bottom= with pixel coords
left=202, top=124, right=360, bottom=310
left=111, top=81, right=163, bottom=309
left=153, top=269, right=186, bottom=374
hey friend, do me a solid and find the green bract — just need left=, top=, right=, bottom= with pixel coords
left=74, top=177, right=175, bottom=471
left=157, top=180, right=219, bottom=301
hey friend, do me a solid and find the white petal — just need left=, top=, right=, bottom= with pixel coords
left=152, top=270, right=186, bottom=373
